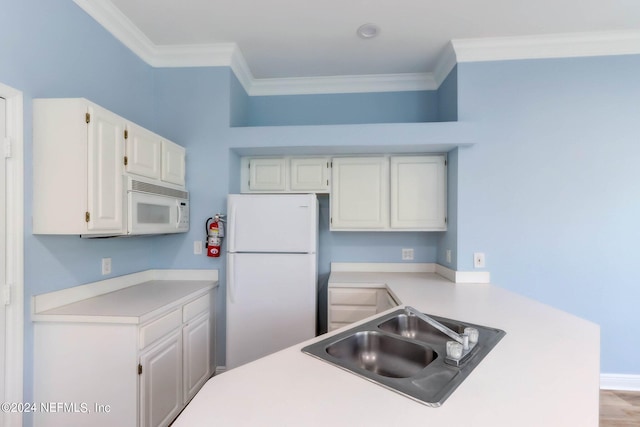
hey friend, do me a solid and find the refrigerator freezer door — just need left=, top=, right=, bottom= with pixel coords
left=227, top=194, right=317, bottom=253
left=226, top=253, right=317, bottom=369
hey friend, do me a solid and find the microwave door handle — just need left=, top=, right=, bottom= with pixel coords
left=176, top=201, right=182, bottom=227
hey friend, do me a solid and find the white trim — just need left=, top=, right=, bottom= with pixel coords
left=0, top=81, right=24, bottom=427
left=435, top=265, right=491, bottom=284
left=452, top=30, right=640, bottom=63
left=433, top=42, right=458, bottom=87
left=330, top=262, right=436, bottom=273
left=72, top=0, right=158, bottom=64
left=329, top=263, right=491, bottom=283
left=214, top=366, right=227, bottom=376
left=33, top=269, right=219, bottom=314
left=600, top=374, right=640, bottom=391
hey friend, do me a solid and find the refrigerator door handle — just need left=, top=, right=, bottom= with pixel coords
left=228, top=254, right=236, bottom=303
left=228, top=204, right=237, bottom=252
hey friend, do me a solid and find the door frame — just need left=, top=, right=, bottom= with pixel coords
left=0, top=82, right=24, bottom=427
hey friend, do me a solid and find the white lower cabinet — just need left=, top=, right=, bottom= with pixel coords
left=328, top=287, right=398, bottom=332
left=140, top=330, right=183, bottom=427
left=34, top=289, right=214, bottom=427
left=182, top=313, right=211, bottom=403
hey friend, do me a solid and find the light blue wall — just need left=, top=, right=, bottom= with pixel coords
left=0, top=0, right=163, bottom=423
left=437, top=66, right=458, bottom=122
left=243, top=90, right=440, bottom=126
left=455, top=56, right=640, bottom=374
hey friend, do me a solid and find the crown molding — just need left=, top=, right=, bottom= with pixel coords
left=433, top=42, right=458, bottom=86
left=452, top=30, right=640, bottom=63
left=73, top=1, right=640, bottom=95
left=73, top=0, right=157, bottom=64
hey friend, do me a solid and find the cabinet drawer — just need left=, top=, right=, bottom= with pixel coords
left=330, top=306, right=377, bottom=324
left=139, top=309, right=181, bottom=350
left=183, top=293, right=210, bottom=323
left=330, top=288, right=378, bottom=306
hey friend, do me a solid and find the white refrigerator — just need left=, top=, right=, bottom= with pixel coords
left=226, top=194, right=318, bottom=369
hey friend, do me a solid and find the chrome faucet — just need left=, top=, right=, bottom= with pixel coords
left=404, top=306, right=478, bottom=366
left=404, top=306, right=465, bottom=344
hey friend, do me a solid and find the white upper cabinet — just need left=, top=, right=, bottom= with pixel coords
left=289, top=157, right=330, bottom=192
left=242, top=156, right=330, bottom=193
left=33, top=98, right=126, bottom=235
left=162, top=140, right=186, bottom=186
left=33, top=98, right=187, bottom=236
left=249, top=158, right=286, bottom=191
left=125, top=124, right=186, bottom=187
left=390, top=156, right=447, bottom=230
left=125, top=123, right=162, bottom=180
left=331, top=155, right=447, bottom=231
left=331, top=157, right=389, bottom=230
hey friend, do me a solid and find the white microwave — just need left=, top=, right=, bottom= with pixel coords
left=127, top=178, right=189, bottom=235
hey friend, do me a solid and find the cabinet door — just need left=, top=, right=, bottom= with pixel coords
left=126, top=123, right=161, bottom=180
left=390, top=155, right=446, bottom=230
left=290, top=157, right=330, bottom=192
left=183, top=313, right=210, bottom=403
left=162, top=140, right=186, bottom=186
left=86, top=104, right=125, bottom=233
left=139, top=331, right=182, bottom=427
left=331, top=157, right=388, bottom=229
left=249, top=158, right=286, bottom=191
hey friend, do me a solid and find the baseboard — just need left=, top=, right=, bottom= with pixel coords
left=601, top=373, right=640, bottom=391
left=214, top=366, right=227, bottom=376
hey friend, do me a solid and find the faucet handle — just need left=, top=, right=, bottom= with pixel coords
left=464, top=327, right=479, bottom=344
left=446, top=341, right=463, bottom=360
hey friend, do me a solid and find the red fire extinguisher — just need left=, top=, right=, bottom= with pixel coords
left=206, top=214, right=225, bottom=257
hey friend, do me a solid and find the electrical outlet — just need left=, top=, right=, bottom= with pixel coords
left=194, top=240, right=203, bottom=255
left=473, top=252, right=485, bottom=268
left=101, top=257, right=112, bottom=275
left=402, top=248, right=414, bottom=261
left=446, top=249, right=452, bottom=263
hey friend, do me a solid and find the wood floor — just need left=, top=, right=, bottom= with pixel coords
left=600, top=390, right=640, bottom=426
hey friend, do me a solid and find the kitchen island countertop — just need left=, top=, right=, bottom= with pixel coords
left=173, top=268, right=600, bottom=427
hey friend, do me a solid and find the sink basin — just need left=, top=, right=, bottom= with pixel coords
left=302, top=308, right=505, bottom=406
left=326, top=330, right=437, bottom=378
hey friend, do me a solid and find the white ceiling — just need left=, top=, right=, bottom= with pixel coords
left=76, top=0, right=640, bottom=93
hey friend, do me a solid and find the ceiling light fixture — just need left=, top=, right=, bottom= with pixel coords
left=357, top=23, right=380, bottom=39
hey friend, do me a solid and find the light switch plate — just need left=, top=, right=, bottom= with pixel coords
left=473, top=252, right=485, bottom=268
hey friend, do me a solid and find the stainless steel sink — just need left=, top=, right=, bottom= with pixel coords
left=302, top=308, right=506, bottom=406
left=325, top=330, right=437, bottom=378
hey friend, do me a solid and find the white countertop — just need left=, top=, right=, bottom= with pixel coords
left=32, top=270, right=218, bottom=324
left=173, top=270, right=600, bottom=427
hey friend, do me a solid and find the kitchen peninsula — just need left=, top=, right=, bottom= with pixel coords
left=174, top=263, right=599, bottom=427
